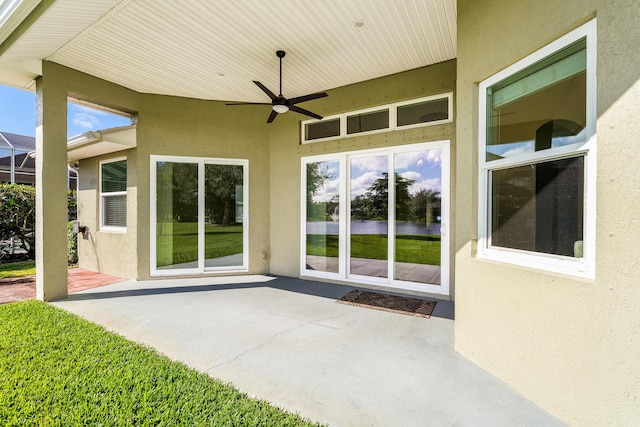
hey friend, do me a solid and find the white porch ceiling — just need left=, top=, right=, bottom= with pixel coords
left=0, top=0, right=456, bottom=102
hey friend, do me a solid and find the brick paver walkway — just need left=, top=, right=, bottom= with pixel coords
left=0, top=268, right=125, bottom=305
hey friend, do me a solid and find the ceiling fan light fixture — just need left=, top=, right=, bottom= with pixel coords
left=226, top=50, right=328, bottom=123
left=273, top=104, right=289, bottom=114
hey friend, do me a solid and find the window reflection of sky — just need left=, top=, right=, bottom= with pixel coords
left=312, top=160, right=340, bottom=203
left=395, top=150, right=441, bottom=196
left=486, top=128, right=587, bottom=159
left=311, top=150, right=443, bottom=203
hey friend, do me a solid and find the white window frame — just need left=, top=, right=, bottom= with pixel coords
left=99, top=157, right=127, bottom=233
left=300, top=141, right=450, bottom=296
left=150, top=155, right=249, bottom=277
left=477, top=19, right=597, bottom=279
left=301, top=93, right=453, bottom=144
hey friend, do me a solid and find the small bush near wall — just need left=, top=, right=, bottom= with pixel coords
left=67, top=221, right=78, bottom=265
left=0, top=184, right=35, bottom=260
left=0, top=185, right=79, bottom=264
left=68, top=189, right=77, bottom=221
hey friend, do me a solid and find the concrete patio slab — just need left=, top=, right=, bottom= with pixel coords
left=51, top=275, right=564, bottom=427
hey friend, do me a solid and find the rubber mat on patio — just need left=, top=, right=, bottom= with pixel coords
left=337, top=289, right=436, bottom=318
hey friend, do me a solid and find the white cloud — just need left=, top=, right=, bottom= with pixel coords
left=395, top=150, right=441, bottom=170
left=400, top=171, right=421, bottom=181
left=500, top=141, right=534, bottom=158
left=409, top=178, right=441, bottom=194
left=72, top=112, right=101, bottom=130
left=313, top=177, right=340, bottom=202
left=350, top=171, right=381, bottom=197
left=350, top=156, right=387, bottom=173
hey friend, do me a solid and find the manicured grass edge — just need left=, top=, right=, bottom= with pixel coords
left=0, top=300, right=323, bottom=427
left=0, top=260, right=36, bottom=279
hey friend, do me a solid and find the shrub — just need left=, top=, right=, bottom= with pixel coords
left=67, top=221, right=78, bottom=265
left=0, top=185, right=79, bottom=263
left=0, top=184, right=35, bottom=260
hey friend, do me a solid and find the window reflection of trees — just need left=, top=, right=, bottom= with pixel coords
left=205, top=165, right=243, bottom=225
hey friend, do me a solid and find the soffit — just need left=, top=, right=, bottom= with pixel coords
left=0, top=0, right=457, bottom=102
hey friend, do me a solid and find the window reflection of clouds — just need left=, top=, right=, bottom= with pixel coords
left=396, top=150, right=442, bottom=195
left=313, top=176, right=340, bottom=202
left=350, top=171, right=384, bottom=198
left=487, top=128, right=587, bottom=159
left=350, top=156, right=387, bottom=173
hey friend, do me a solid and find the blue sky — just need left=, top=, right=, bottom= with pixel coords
left=0, top=84, right=131, bottom=138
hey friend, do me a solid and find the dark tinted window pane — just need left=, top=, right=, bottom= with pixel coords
left=101, top=160, right=127, bottom=192
left=103, top=195, right=126, bottom=227
left=491, top=156, right=584, bottom=257
left=397, top=98, right=448, bottom=127
left=305, top=119, right=340, bottom=141
left=347, top=109, right=389, bottom=134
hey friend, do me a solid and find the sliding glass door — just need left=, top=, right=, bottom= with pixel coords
left=151, top=156, right=248, bottom=276
left=393, top=149, right=443, bottom=285
left=301, top=142, right=449, bottom=295
left=304, top=159, right=341, bottom=273
left=349, top=154, right=389, bottom=279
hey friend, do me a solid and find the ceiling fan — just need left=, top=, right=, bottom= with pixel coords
left=226, top=50, right=328, bottom=123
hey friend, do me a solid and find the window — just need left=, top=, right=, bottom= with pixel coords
left=346, top=108, right=389, bottom=134
left=305, top=117, right=340, bottom=141
left=301, top=93, right=452, bottom=143
left=100, top=158, right=127, bottom=231
left=301, top=141, right=450, bottom=295
left=478, top=20, right=596, bottom=278
left=150, top=156, right=248, bottom=276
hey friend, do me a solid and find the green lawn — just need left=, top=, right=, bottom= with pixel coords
left=0, top=260, right=36, bottom=279
left=156, top=222, right=243, bottom=267
left=307, top=234, right=441, bottom=266
left=0, top=300, right=322, bottom=427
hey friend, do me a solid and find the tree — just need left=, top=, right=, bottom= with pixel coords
left=0, top=184, right=35, bottom=259
left=410, top=188, right=441, bottom=223
left=353, top=172, right=415, bottom=220
left=205, top=164, right=243, bottom=225
left=306, top=162, right=336, bottom=221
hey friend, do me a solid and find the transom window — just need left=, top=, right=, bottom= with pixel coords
left=478, top=19, right=596, bottom=278
left=100, top=158, right=127, bottom=231
left=302, top=93, right=452, bottom=143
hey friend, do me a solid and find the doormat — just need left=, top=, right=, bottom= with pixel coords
left=337, top=289, right=436, bottom=318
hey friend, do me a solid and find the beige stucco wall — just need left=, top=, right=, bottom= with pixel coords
left=77, top=61, right=455, bottom=286
left=134, top=94, right=271, bottom=280
left=60, top=63, right=271, bottom=280
left=455, top=1, right=640, bottom=424
left=77, top=150, right=138, bottom=280
left=268, top=60, right=457, bottom=296
left=36, top=63, right=140, bottom=285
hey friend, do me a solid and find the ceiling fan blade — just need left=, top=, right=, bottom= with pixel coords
left=266, top=109, right=279, bottom=123
left=290, top=105, right=323, bottom=120
left=253, top=81, right=277, bottom=100
left=288, top=92, right=328, bottom=105
left=225, top=102, right=272, bottom=106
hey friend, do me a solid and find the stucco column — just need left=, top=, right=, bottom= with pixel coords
left=35, top=63, right=68, bottom=301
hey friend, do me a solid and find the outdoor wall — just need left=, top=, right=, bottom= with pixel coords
left=51, top=62, right=271, bottom=280
left=455, top=0, right=640, bottom=425
left=268, top=60, right=456, bottom=296
left=38, top=63, right=140, bottom=282
left=77, top=150, right=138, bottom=279
left=134, top=94, right=271, bottom=280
